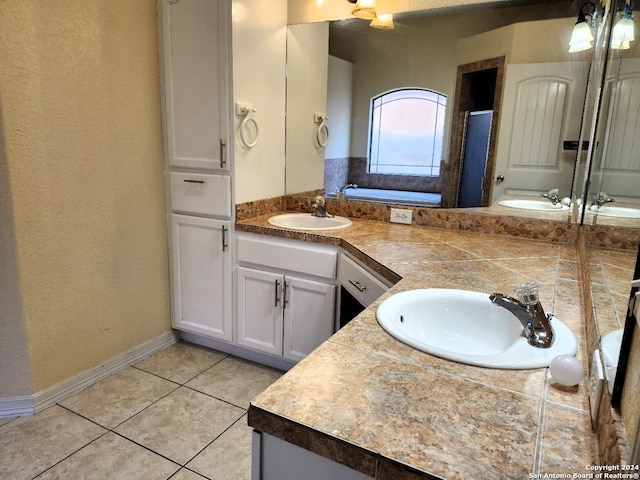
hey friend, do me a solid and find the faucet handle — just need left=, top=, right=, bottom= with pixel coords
left=514, top=283, right=541, bottom=305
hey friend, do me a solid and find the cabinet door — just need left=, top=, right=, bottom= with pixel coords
left=283, top=276, right=336, bottom=363
left=171, top=214, right=231, bottom=341
left=161, top=0, right=231, bottom=171
left=236, top=267, right=284, bottom=357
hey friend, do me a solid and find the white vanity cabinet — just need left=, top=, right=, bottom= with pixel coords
left=236, top=268, right=335, bottom=362
left=235, top=234, right=337, bottom=363
left=160, top=0, right=231, bottom=172
left=171, top=214, right=232, bottom=341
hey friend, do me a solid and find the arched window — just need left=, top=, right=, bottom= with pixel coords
left=368, top=88, right=446, bottom=176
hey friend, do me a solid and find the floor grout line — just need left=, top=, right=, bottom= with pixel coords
left=1, top=345, right=271, bottom=480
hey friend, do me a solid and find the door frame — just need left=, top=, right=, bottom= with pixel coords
left=441, top=56, right=505, bottom=208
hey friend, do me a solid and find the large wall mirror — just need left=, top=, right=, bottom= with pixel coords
left=284, top=0, right=640, bottom=229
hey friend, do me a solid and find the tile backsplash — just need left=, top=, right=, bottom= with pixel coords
left=237, top=192, right=640, bottom=250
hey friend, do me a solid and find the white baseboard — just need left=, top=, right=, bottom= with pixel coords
left=0, top=396, right=35, bottom=418
left=0, top=331, right=179, bottom=419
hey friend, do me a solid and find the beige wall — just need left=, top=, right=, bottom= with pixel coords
left=0, top=145, right=32, bottom=398
left=0, top=0, right=171, bottom=394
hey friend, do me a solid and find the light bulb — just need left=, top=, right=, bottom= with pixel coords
left=612, top=15, right=635, bottom=49
left=549, top=355, right=584, bottom=387
left=569, top=21, right=595, bottom=52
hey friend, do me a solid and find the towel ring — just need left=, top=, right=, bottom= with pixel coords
left=315, top=116, right=329, bottom=148
left=239, top=114, right=259, bottom=149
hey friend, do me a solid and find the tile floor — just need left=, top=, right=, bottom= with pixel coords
left=0, top=342, right=284, bottom=480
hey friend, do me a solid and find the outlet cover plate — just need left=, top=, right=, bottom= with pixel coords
left=390, top=208, right=412, bottom=224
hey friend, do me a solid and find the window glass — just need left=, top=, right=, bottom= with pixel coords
left=369, top=88, right=446, bottom=176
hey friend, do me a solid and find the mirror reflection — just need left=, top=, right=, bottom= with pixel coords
left=285, top=0, right=640, bottom=227
left=285, top=1, right=640, bottom=453
left=580, top=2, right=640, bottom=228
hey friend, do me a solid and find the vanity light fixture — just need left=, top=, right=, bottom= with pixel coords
left=370, top=13, right=394, bottom=29
left=611, top=1, right=635, bottom=49
left=569, top=2, right=597, bottom=52
left=351, top=0, right=377, bottom=20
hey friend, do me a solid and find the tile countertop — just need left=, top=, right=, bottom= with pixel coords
left=240, top=214, right=596, bottom=480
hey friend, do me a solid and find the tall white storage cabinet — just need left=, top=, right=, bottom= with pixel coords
left=160, top=0, right=233, bottom=342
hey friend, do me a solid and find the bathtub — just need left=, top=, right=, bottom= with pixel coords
left=330, top=188, right=441, bottom=207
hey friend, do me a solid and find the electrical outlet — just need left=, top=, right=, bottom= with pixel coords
left=589, top=350, right=604, bottom=425
left=390, top=208, right=412, bottom=224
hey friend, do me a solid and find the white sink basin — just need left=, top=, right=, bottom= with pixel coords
left=268, top=213, right=352, bottom=231
left=498, top=199, right=570, bottom=212
left=590, top=205, right=640, bottom=219
left=376, top=289, right=577, bottom=369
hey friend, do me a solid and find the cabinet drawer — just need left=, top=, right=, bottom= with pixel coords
left=237, top=234, right=337, bottom=280
left=338, top=254, right=389, bottom=307
left=169, top=172, right=231, bottom=217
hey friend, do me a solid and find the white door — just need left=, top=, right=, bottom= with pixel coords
left=283, top=276, right=336, bottom=363
left=236, top=267, right=284, bottom=357
left=171, top=214, right=231, bottom=341
left=492, top=61, right=590, bottom=203
left=597, top=59, right=640, bottom=201
left=161, top=0, right=231, bottom=171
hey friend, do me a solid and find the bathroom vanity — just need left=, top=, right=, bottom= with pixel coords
left=240, top=214, right=595, bottom=480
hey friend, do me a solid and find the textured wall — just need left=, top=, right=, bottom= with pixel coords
left=0, top=115, right=32, bottom=398
left=0, top=0, right=171, bottom=393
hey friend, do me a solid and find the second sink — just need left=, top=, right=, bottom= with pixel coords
left=376, top=288, right=577, bottom=369
left=268, top=213, right=352, bottom=231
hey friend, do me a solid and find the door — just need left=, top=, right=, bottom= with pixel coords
left=161, top=0, right=231, bottom=171
left=598, top=62, right=640, bottom=200
left=171, top=214, right=231, bottom=340
left=491, top=62, right=589, bottom=203
left=283, top=276, right=336, bottom=363
left=236, top=267, right=284, bottom=357
left=458, top=111, right=493, bottom=207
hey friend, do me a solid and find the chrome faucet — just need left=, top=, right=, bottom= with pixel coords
left=540, top=188, right=560, bottom=205
left=336, top=184, right=358, bottom=201
left=591, top=192, right=615, bottom=208
left=312, top=195, right=333, bottom=218
left=489, top=283, right=554, bottom=349
left=340, top=183, right=358, bottom=193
